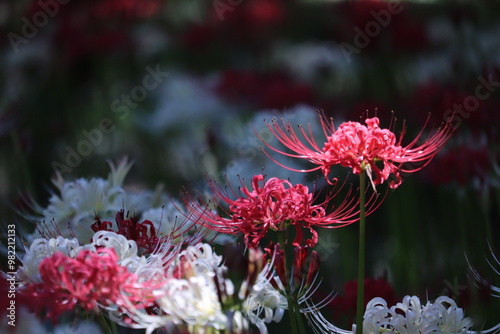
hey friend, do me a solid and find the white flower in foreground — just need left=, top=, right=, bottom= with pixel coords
left=82, top=230, right=138, bottom=261
left=303, top=294, right=500, bottom=334
left=177, top=243, right=224, bottom=275
left=17, top=236, right=81, bottom=283
left=157, top=275, right=229, bottom=330
left=116, top=243, right=231, bottom=333
left=242, top=267, right=287, bottom=334
left=363, top=295, right=473, bottom=334
left=82, top=231, right=180, bottom=286
left=116, top=244, right=287, bottom=334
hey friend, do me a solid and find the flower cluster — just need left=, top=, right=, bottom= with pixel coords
left=21, top=248, right=145, bottom=322
left=4, top=0, right=500, bottom=333
left=6, top=109, right=499, bottom=334
left=9, top=162, right=294, bottom=333
left=27, top=158, right=162, bottom=243
left=12, top=228, right=289, bottom=333
left=306, top=295, right=479, bottom=334
left=363, top=295, right=473, bottom=333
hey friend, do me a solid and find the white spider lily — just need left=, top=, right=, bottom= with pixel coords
left=16, top=236, right=81, bottom=283
left=158, top=275, right=228, bottom=329
left=82, top=230, right=138, bottom=261
left=177, top=243, right=225, bottom=275
left=29, top=158, right=157, bottom=243
left=242, top=279, right=287, bottom=334
left=242, top=253, right=287, bottom=334
left=302, top=294, right=500, bottom=334
left=363, top=295, right=473, bottom=334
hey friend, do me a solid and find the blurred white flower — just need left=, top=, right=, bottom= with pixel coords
left=140, top=205, right=180, bottom=237
left=53, top=320, right=104, bottom=334
left=221, top=104, right=326, bottom=186
left=141, top=72, right=233, bottom=135
left=30, top=158, right=156, bottom=243
left=0, top=307, right=103, bottom=334
left=271, top=41, right=346, bottom=82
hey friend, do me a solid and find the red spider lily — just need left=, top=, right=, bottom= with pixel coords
left=92, top=210, right=161, bottom=255
left=19, top=248, right=155, bottom=322
left=291, top=245, right=321, bottom=292
left=266, top=243, right=288, bottom=290
left=91, top=209, right=204, bottom=255
left=265, top=243, right=331, bottom=310
left=260, top=112, right=455, bottom=189
left=186, top=174, right=381, bottom=248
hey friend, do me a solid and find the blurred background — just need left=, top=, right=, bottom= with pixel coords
left=1, top=0, right=500, bottom=330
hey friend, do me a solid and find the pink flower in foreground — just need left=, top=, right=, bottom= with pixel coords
left=262, top=113, right=455, bottom=189
left=20, top=248, right=148, bottom=322
left=187, top=174, right=380, bottom=248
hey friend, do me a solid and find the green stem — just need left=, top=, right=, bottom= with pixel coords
left=278, top=230, right=298, bottom=334
left=276, top=230, right=306, bottom=334
left=295, top=300, right=307, bottom=334
left=356, top=172, right=366, bottom=334
left=97, top=313, right=114, bottom=334
left=109, top=318, right=118, bottom=334
left=277, top=230, right=286, bottom=251
left=288, top=298, right=298, bottom=334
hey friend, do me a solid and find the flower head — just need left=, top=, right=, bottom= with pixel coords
left=91, top=209, right=199, bottom=256
left=187, top=174, right=379, bottom=248
left=19, top=248, right=149, bottom=322
left=261, top=112, right=454, bottom=189
left=304, top=295, right=477, bottom=334
left=17, top=236, right=82, bottom=284
left=363, top=295, right=473, bottom=334
left=27, top=158, right=162, bottom=243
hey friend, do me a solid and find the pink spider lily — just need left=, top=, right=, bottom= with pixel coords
left=186, top=174, right=381, bottom=248
left=260, top=112, right=455, bottom=189
left=19, top=248, right=157, bottom=322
